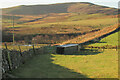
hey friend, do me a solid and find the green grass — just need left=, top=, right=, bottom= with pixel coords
left=11, top=49, right=118, bottom=78
left=52, top=49, right=118, bottom=78
left=11, top=54, right=86, bottom=78
left=89, top=31, right=119, bottom=46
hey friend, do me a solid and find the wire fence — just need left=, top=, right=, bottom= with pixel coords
left=83, top=45, right=118, bottom=51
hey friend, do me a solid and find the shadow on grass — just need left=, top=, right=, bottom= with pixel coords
left=81, top=40, right=107, bottom=46
left=64, top=49, right=103, bottom=55
left=96, top=42, right=107, bottom=43
left=11, top=53, right=88, bottom=78
left=7, top=46, right=100, bottom=78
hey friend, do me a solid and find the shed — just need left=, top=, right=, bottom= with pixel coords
left=56, top=44, right=81, bottom=54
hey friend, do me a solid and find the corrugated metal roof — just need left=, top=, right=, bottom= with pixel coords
left=57, top=44, right=78, bottom=47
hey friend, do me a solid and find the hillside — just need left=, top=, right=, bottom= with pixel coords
left=60, top=24, right=118, bottom=45
left=2, top=2, right=117, bottom=15
left=2, top=2, right=118, bottom=44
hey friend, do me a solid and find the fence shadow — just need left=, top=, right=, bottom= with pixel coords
left=81, top=40, right=106, bottom=46
left=10, top=54, right=88, bottom=78
left=64, top=49, right=103, bottom=55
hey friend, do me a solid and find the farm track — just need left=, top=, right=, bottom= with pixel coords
left=61, top=24, right=118, bottom=44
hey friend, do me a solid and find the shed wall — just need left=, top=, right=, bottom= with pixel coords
left=56, top=47, right=64, bottom=54
left=64, top=46, right=78, bottom=54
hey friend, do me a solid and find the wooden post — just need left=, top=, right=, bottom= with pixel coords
left=103, top=46, right=104, bottom=52
left=6, top=45, right=12, bottom=70
left=18, top=45, right=22, bottom=56
left=33, top=45, right=36, bottom=54
left=100, top=46, right=102, bottom=52
left=116, top=46, right=117, bottom=51
left=4, top=43, right=12, bottom=70
left=91, top=46, right=93, bottom=51
left=8, top=51, right=12, bottom=70
left=12, top=16, right=15, bottom=45
left=5, top=43, right=8, bottom=49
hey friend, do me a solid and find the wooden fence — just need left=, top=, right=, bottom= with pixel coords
left=2, top=43, right=56, bottom=77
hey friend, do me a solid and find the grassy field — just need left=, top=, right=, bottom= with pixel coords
left=89, top=31, right=119, bottom=46
left=11, top=49, right=118, bottom=78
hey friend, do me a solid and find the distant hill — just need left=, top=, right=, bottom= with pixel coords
left=2, top=2, right=117, bottom=15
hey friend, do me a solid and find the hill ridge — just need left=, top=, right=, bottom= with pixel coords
left=2, top=2, right=117, bottom=15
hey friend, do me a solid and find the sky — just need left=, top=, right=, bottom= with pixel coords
left=0, top=0, right=119, bottom=8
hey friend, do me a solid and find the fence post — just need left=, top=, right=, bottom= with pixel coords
left=33, top=45, right=36, bottom=54
left=91, top=46, right=93, bottom=51
left=4, top=43, right=12, bottom=71
left=116, top=46, right=117, bottom=51
left=5, top=43, right=8, bottom=49
left=103, top=46, right=104, bottom=52
left=18, top=45, right=22, bottom=56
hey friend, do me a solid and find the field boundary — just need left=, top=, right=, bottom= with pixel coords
left=2, top=44, right=55, bottom=78
left=84, top=45, right=118, bottom=50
